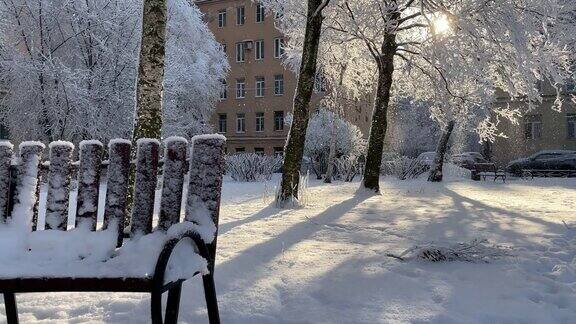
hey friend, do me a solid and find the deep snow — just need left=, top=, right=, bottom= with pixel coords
left=1, top=175, right=575, bottom=323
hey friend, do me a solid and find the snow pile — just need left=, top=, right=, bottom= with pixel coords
left=0, top=222, right=208, bottom=280
left=387, top=239, right=513, bottom=263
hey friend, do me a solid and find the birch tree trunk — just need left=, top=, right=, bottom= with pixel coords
left=362, top=34, right=397, bottom=192
left=324, top=115, right=337, bottom=183
left=278, top=0, right=326, bottom=206
left=428, top=120, right=455, bottom=182
left=132, top=0, right=168, bottom=140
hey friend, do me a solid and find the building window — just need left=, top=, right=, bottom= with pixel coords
left=236, top=113, right=246, bottom=133
left=274, top=38, right=285, bottom=58
left=218, top=114, right=227, bottom=133
left=236, top=6, right=245, bottom=25
left=236, top=147, right=246, bottom=153
left=524, top=114, right=542, bottom=140
left=236, top=79, right=246, bottom=98
left=256, top=112, right=265, bottom=132
left=274, top=74, right=284, bottom=96
left=255, top=77, right=265, bottom=97
left=568, top=113, right=576, bottom=139
left=274, top=111, right=284, bottom=131
left=255, top=40, right=264, bottom=60
left=235, top=42, right=245, bottom=62
left=274, top=147, right=284, bottom=157
left=256, top=2, right=265, bottom=23
left=218, top=10, right=226, bottom=27
left=219, top=79, right=227, bottom=100
left=254, top=147, right=265, bottom=155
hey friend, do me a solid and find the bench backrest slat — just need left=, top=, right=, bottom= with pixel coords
left=158, top=138, right=188, bottom=231
left=45, top=142, right=74, bottom=230
left=14, top=142, right=45, bottom=230
left=75, top=141, right=103, bottom=230
left=186, top=136, right=226, bottom=264
left=103, top=140, right=131, bottom=247
left=130, top=139, right=160, bottom=237
left=0, top=143, right=13, bottom=222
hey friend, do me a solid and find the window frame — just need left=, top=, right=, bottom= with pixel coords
left=255, top=39, right=264, bottom=61
left=235, top=42, right=245, bottom=63
left=256, top=112, right=265, bottom=132
left=524, top=114, right=542, bottom=140
left=236, top=113, right=246, bottom=133
left=256, top=3, right=265, bottom=23
left=236, top=79, right=246, bottom=99
left=236, top=6, right=245, bottom=25
left=274, top=111, right=284, bottom=131
left=218, top=114, right=227, bottom=133
left=217, top=10, right=227, bottom=28
left=274, top=74, right=284, bottom=96
left=255, top=76, right=265, bottom=98
left=274, top=38, right=285, bottom=58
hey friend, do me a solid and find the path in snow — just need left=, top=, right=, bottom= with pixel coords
left=3, top=177, right=576, bottom=323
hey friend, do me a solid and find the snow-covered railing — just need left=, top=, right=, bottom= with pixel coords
left=0, top=135, right=227, bottom=324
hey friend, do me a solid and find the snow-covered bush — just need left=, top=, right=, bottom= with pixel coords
left=382, top=156, right=428, bottom=180
left=442, top=163, right=472, bottom=179
left=333, top=155, right=361, bottom=182
left=291, top=110, right=365, bottom=176
left=226, top=153, right=282, bottom=182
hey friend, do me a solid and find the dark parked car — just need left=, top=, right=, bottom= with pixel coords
left=451, top=152, right=489, bottom=170
left=506, top=150, right=576, bottom=176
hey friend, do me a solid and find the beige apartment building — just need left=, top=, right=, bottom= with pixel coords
left=195, top=0, right=371, bottom=156
left=491, top=92, right=576, bottom=165
left=195, top=0, right=298, bottom=155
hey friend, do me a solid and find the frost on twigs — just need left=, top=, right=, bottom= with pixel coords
left=186, top=136, right=225, bottom=243
left=13, top=142, right=45, bottom=230
left=76, top=141, right=103, bottom=230
left=387, top=239, right=513, bottom=263
left=130, top=139, right=160, bottom=237
left=158, top=137, right=188, bottom=230
left=45, top=141, right=74, bottom=230
left=226, top=153, right=282, bottom=182
left=103, top=140, right=131, bottom=246
left=0, top=142, right=13, bottom=222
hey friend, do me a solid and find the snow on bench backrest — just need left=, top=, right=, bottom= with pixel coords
left=0, top=135, right=226, bottom=252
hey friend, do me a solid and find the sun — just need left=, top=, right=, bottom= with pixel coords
left=432, top=14, right=451, bottom=35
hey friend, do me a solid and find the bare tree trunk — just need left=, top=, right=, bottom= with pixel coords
left=428, top=120, right=455, bottom=182
left=278, top=0, right=325, bottom=206
left=132, top=0, right=168, bottom=140
left=324, top=115, right=337, bottom=183
left=362, top=34, right=397, bottom=192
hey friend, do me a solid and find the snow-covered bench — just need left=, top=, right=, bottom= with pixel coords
left=473, top=163, right=506, bottom=182
left=0, top=135, right=226, bottom=324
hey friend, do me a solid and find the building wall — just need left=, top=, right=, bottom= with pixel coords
left=492, top=96, right=576, bottom=165
left=196, top=0, right=371, bottom=155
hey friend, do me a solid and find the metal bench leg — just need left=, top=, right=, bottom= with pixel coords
left=151, top=290, right=163, bottom=324
left=4, top=293, right=18, bottom=324
left=164, top=283, right=182, bottom=324
left=203, top=274, right=220, bottom=324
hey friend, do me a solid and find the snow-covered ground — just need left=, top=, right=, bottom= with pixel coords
left=3, top=175, right=576, bottom=323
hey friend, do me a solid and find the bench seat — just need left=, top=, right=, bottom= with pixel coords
left=0, top=223, right=210, bottom=282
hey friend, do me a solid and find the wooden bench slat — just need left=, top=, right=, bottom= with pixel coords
left=45, top=142, right=74, bottom=230
left=130, top=139, right=160, bottom=237
left=12, top=142, right=45, bottom=231
left=0, top=142, right=13, bottom=222
left=103, top=140, right=132, bottom=247
left=158, top=137, right=188, bottom=231
left=186, top=136, right=226, bottom=266
left=75, top=141, right=103, bottom=230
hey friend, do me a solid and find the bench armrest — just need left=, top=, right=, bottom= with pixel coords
left=152, top=230, right=213, bottom=288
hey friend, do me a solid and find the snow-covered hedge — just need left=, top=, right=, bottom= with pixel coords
left=382, top=156, right=428, bottom=180
left=226, top=153, right=282, bottom=182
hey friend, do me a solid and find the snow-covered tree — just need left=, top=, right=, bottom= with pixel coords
left=294, top=109, right=366, bottom=179
left=271, top=0, right=576, bottom=192
left=0, top=0, right=227, bottom=144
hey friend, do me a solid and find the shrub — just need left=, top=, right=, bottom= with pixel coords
left=381, top=156, right=428, bottom=180
left=226, top=153, right=283, bottom=182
